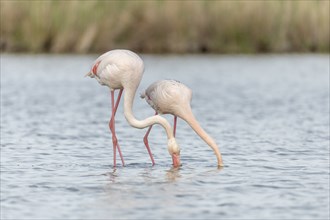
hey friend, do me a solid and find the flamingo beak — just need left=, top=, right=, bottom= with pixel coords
left=172, top=153, right=181, bottom=168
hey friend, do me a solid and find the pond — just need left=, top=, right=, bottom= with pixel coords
left=1, top=54, right=329, bottom=219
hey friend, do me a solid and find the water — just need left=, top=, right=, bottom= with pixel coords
left=1, top=54, right=329, bottom=220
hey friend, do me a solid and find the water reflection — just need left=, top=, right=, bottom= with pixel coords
left=165, top=167, right=182, bottom=182
left=105, top=168, right=118, bottom=183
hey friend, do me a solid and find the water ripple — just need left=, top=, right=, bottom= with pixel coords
left=1, top=54, right=329, bottom=220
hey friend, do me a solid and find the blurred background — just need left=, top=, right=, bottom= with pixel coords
left=1, top=0, right=329, bottom=54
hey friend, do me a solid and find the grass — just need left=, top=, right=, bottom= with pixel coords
left=0, top=0, right=329, bottom=53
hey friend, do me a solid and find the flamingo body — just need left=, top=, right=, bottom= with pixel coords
left=88, top=49, right=144, bottom=89
left=141, top=80, right=192, bottom=116
left=141, top=80, right=224, bottom=167
left=86, top=50, right=180, bottom=167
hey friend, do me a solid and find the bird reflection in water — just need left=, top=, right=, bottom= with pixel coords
left=165, top=166, right=182, bottom=182
left=105, top=168, right=118, bottom=183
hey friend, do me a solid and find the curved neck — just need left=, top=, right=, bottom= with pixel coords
left=123, top=85, right=174, bottom=140
left=181, top=108, right=223, bottom=166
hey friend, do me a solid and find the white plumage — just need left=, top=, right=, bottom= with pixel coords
left=141, top=80, right=192, bottom=115
left=86, top=49, right=223, bottom=167
left=86, top=50, right=180, bottom=167
left=141, top=79, right=224, bottom=167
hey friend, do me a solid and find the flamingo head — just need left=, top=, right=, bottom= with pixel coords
left=168, top=138, right=181, bottom=167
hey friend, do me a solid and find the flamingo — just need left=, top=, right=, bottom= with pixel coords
left=141, top=80, right=224, bottom=167
left=85, top=50, right=180, bottom=167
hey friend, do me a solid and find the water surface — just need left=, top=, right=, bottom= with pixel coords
left=1, top=54, right=329, bottom=219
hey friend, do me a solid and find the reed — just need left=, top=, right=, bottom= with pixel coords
left=1, top=0, right=329, bottom=53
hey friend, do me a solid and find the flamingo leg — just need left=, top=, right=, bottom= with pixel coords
left=114, top=89, right=124, bottom=165
left=109, top=89, right=123, bottom=130
left=173, top=116, right=177, bottom=137
left=143, top=112, right=157, bottom=165
left=109, top=89, right=124, bottom=167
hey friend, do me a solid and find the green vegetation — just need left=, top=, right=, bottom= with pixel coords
left=1, top=0, right=329, bottom=53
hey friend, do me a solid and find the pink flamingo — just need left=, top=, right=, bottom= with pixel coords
left=141, top=80, right=224, bottom=167
left=85, top=50, right=180, bottom=167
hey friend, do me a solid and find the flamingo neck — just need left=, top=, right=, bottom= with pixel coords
left=180, top=107, right=224, bottom=166
left=123, top=85, right=174, bottom=140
